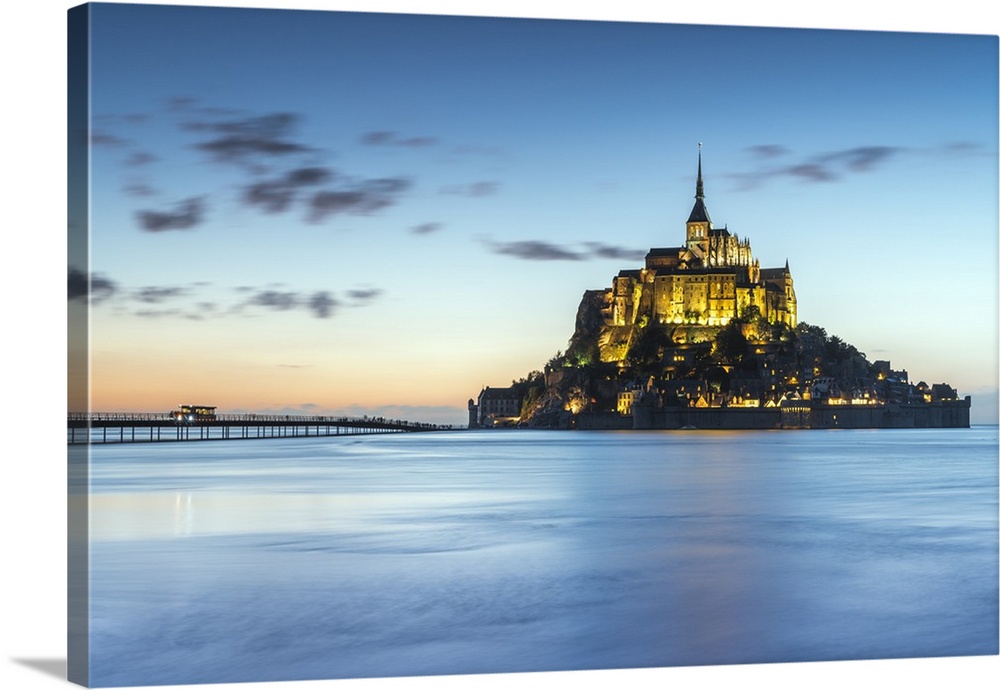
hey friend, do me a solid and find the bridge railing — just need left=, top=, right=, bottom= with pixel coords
left=68, top=411, right=454, bottom=430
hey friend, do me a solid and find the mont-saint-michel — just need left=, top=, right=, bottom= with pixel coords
left=470, top=149, right=971, bottom=430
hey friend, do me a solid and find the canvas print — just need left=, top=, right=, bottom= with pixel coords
left=67, top=2, right=998, bottom=688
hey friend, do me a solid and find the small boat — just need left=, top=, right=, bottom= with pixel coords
left=680, top=424, right=698, bottom=430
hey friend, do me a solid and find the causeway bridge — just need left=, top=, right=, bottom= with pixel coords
left=68, top=412, right=453, bottom=444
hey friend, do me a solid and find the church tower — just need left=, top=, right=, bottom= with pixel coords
left=685, top=144, right=711, bottom=262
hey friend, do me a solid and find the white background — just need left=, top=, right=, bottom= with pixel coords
left=2, top=1, right=997, bottom=689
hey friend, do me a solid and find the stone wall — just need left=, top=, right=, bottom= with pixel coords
left=631, top=397, right=971, bottom=430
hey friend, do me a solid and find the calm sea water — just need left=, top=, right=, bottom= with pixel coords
left=85, top=428, right=999, bottom=687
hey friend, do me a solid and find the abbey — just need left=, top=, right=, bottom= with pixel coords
left=605, top=148, right=797, bottom=330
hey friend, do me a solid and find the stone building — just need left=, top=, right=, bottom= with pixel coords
left=469, top=386, right=522, bottom=427
left=607, top=147, right=796, bottom=330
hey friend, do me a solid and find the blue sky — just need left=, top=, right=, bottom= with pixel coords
left=66, top=1, right=999, bottom=425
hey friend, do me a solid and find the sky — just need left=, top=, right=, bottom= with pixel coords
left=68, top=1, right=998, bottom=426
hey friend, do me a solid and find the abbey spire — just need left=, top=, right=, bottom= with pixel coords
left=687, top=143, right=712, bottom=226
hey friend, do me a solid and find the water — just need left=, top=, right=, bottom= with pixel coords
left=84, top=428, right=999, bottom=687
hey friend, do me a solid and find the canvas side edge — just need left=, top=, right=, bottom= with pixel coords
left=67, top=3, right=91, bottom=687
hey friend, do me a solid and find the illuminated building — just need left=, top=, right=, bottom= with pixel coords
left=469, top=386, right=522, bottom=427
left=606, top=146, right=796, bottom=332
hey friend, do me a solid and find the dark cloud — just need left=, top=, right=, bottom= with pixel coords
left=68, top=270, right=374, bottom=321
left=134, top=309, right=183, bottom=318
left=361, top=131, right=394, bottom=146
left=185, top=112, right=310, bottom=164
left=488, top=240, right=584, bottom=261
left=821, top=146, right=900, bottom=172
left=940, top=141, right=983, bottom=155
left=399, top=136, right=436, bottom=147
left=90, top=131, right=128, bottom=147
left=244, top=166, right=334, bottom=213
left=347, top=288, right=382, bottom=303
left=167, top=96, right=199, bottom=111
left=729, top=144, right=909, bottom=189
left=308, top=177, right=411, bottom=222
left=99, top=101, right=434, bottom=235
left=785, top=163, right=837, bottom=183
left=779, top=147, right=902, bottom=182
left=286, top=167, right=332, bottom=185
left=584, top=242, right=647, bottom=261
left=307, top=291, right=338, bottom=318
left=249, top=290, right=299, bottom=311
left=137, top=197, right=205, bottom=231
left=123, top=182, right=157, bottom=198
left=452, top=144, right=503, bottom=156
left=240, top=288, right=359, bottom=318
left=125, top=151, right=158, bottom=167
left=68, top=268, right=117, bottom=302
left=245, top=181, right=296, bottom=213
left=134, top=286, right=187, bottom=303
left=95, top=112, right=150, bottom=127
left=411, top=222, right=444, bottom=235
left=361, top=130, right=437, bottom=147
left=442, top=181, right=499, bottom=197
left=487, top=239, right=648, bottom=262
left=746, top=144, right=788, bottom=159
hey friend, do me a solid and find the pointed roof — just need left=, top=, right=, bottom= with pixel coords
left=687, top=143, right=712, bottom=225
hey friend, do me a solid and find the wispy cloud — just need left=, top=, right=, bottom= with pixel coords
left=452, top=144, right=503, bottom=156
left=583, top=242, right=648, bottom=262
left=346, top=288, right=382, bottom=304
left=307, top=177, right=411, bottom=221
left=136, top=197, right=206, bottom=232
left=71, top=268, right=380, bottom=322
left=134, top=308, right=184, bottom=319
left=98, top=100, right=423, bottom=232
left=248, top=290, right=300, bottom=311
left=486, top=239, right=647, bottom=262
left=361, top=130, right=438, bottom=148
left=122, top=181, right=157, bottom=198
left=411, top=222, right=444, bottom=235
left=745, top=144, right=789, bottom=160
left=125, top=151, right=158, bottom=167
left=244, top=166, right=335, bottom=213
left=236, top=286, right=379, bottom=319
left=134, top=286, right=187, bottom=303
left=442, top=181, right=499, bottom=197
left=307, top=291, right=338, bottom=318
left=487, top=239, right=585, bottom=261
left=90, top=130, right=129, bottom=148
left=729, top=142, right=985, bottom=190
left=184, top=112, right=312, bottom=164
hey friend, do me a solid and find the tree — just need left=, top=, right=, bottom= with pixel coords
left=714, top=320, right=748, bottom=366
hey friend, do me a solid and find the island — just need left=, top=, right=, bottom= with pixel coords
left=469, top=148, right=970, bottom=430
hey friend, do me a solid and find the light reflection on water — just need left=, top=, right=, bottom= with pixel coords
left=87, top=428, right=999, bottom=687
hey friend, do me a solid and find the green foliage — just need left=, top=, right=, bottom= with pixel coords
left=796, top=322, right=827, bottom=342
left=705, top=365, right=731, bottom=393
left=740, top=304, right=763, bottom=322
left=714, top=320, right=748, bottom=366
left=566, top=338, right=600, bottom=368
left=510, top=370, right=546, bottom=419
left=546, top=350, right=565, bottom=369
left=625, top=324, right=670, bottom=373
